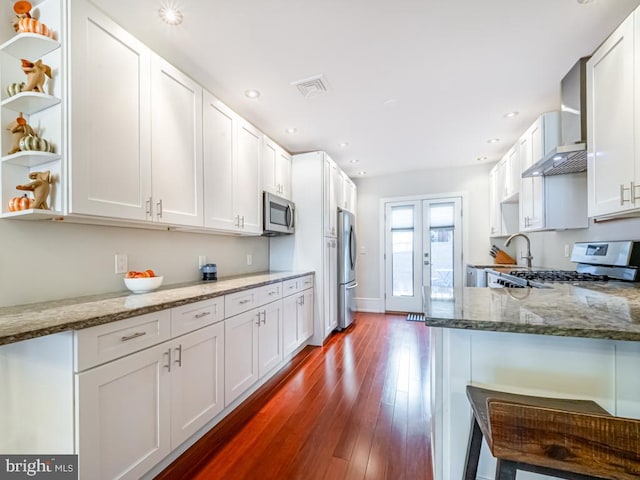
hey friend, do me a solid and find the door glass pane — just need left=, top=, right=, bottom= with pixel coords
left=429, top=203, right=454, bottom=288
left=391, top=205, right=414, bottom=297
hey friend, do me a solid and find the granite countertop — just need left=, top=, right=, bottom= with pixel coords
left=0, top=271, right=312, bottom=346
left=423, top=283, right=640, bottom=342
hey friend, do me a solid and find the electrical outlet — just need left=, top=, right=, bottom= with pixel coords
left=198, top=255, right=207, bottom=268
left=115, top=254, right=128, bottom=274
left=564, top=244, right=570, bottom=258
left=246, top=254, right=252, bottom=266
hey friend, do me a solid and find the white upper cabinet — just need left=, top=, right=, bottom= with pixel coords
left=69, top=0, right=152, bottom=220
left=324, top=157, right=338, bottom=237
left=203, top=91, right=262, bottom=234
left=150, top=55, right=203, bottom=227
left=203, top=91, right=236, bottom=231
left=587, top=11, right=636, bottom=218
left=262, top=136, right=292, bottom=200
left=341, top=173, right=357, bottom=213
left=236, top=119, right=262, bottom=234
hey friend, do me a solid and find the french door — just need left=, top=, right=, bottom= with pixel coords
left=384, top=196, right=462, bottom=312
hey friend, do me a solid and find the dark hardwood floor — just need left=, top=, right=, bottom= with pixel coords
left=162, top=313, right=432, bottom=480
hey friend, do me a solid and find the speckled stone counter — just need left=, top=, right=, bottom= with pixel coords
left=0, top=271, right=312, bottom=346
left=423, top=283, right=640, bottom=342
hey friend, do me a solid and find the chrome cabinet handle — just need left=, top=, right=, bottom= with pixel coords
left=145, top=198, right=152, bottom=218
left=175, top=344, right=182, bottom=367
left=241, top=216, right=245, bottom=228
left=235, top=215, right=240, bottom=227
left=164, top=348, right=172, bottom=372
left=195, top=311, right=211, bottom=319
left=239, top=299, right=251, bottom=305
left=121, top=331, right=146, bottom=342
left=621, top=183, right=632, bottom=205
left=256, top=312, right=261, bottom=326
left=261, top=311, right=266, bottom=325
left=156, top=199, right=163, bottom=219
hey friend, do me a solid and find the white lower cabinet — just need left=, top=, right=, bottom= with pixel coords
left=76, top=341, right=172, bottom=480
left=170, top=322, right=225, bottom=448
left=225, top=299, right=283, bottom=406
left=282, top=287, right=314, bottom=356
left=76, top=321, right=224, bottom=480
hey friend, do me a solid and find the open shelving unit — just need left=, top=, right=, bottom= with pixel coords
left=0, top=0, right=63, bottom=220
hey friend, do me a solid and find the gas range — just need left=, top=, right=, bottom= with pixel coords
left=487, top=241, right=640, bottom=289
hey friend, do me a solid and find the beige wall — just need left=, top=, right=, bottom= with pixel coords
left=0, top=221, right=268, bottom=308
left=353, top=162, right=494, bottom=310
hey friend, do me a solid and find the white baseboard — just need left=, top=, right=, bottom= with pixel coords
left=355, top=297, right=383, bottom=313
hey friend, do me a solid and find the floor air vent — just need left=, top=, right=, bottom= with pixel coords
left=406, top=313, right=425, bottom=322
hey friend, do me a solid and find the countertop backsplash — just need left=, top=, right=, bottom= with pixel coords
left=0, top=220, right=268, bottom=308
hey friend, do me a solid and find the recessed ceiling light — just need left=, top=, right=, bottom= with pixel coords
left=159, top=4, right=183, bottom=25
left=339, top=142, right=350, bottom=148
left=476, top=156, right=488, bottom=162
left=357, top=171, right=367, bottom=176
left=487, top=138, right=501, bottom=144
left=577, top=0, right=594, bottom=4
left=504, top=111, right=519, bottom=118
left=383, top=98, right=399, bottom=108
left=349, top=159, right=360, bottom=164
left=285, top=127, right=297, bottom=134
left=244, top=89, right=261, bottom=99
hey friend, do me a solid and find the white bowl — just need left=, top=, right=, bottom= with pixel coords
left=124, top=276, right=164, bottom=294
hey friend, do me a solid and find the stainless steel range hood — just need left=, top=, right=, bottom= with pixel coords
left=522, top=57, right=589, bottom=178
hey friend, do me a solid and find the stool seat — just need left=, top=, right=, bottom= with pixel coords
left=463, top=385, right=640, bottom=480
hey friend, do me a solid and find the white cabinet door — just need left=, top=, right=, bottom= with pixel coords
left=489, top=167, right=501, bottom=236
left=76, top=342, right=171, bottom=480
left=224, top=309, right=259, bottom=406
left=507, top=146, right=519, bottom=198
left=170, top=322, right=224, bottom=449
left=300, top=288, right=314, bottom=342
left=282, top=294, right=299, bottom=356
left=262, top=136, right=279, bottom=196
left=69, top=0, right=151, bottom=220
left=262, top=136, right=291, bottom=199
left=151, top=55, right=203, bottom=227
left=258, top=301, right=283, bottom=377
left=324, top=237, right=338, bottom=335
left=203, top=91, right=236, bottom=231
left=323, top=158, right=338, bottom=237
left=277, top=149, right=292, bottom=200
left=588, top=13, right=636, bottom=217
left=236, top=119, right=262, bottom=233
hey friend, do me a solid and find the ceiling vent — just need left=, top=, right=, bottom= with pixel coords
left=291, top=74, right=329, bottom=98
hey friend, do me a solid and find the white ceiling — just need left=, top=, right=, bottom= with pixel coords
left=91, top=0, right=640, bottom=178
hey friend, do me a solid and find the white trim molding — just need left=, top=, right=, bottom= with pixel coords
left=355, top=297, right=384, bottom=313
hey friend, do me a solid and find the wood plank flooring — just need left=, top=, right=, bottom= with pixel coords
left=164, top=313, right=432, bottom=480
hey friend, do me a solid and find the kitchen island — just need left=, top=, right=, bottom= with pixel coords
left=424, top=285, right=640, bottom=480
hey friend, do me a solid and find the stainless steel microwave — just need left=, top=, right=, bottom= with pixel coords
left=263, top=191, right=295, bottom=236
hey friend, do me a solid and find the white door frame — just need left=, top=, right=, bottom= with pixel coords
left=379, top=192, right=467, bottom=313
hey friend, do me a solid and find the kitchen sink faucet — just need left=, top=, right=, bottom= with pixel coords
left=504, top=233, right=533, bottom=268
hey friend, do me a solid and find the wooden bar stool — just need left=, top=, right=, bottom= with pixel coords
left=463, top=385, right=640, bottom=480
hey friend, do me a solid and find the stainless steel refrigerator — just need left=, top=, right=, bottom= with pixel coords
left=337, top=208, right=357, bottom=330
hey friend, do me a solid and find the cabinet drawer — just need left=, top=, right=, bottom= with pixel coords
left=171, top=297, right=224, bottom=337
left=282, top=278, right=299, bottom=296
left=74, top=310, right=171, bottom=372
left=257, top=282, right=282, bottom=305
left=225, top=288, right=261, bottom=318
left=283, top=275, right=314, bottom=297
left=299, top=275, right=314, bottom=290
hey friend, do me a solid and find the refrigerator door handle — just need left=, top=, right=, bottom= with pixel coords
left=345, top=282, right=359, bottom=289
left=349, top=225, right=357, bottom=270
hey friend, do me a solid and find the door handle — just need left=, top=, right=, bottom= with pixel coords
left=424, top=261, right=430, bottom=265
left=345, top=282, right=359, bottom=289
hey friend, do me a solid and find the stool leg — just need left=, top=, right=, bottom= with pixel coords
left=463, top=417, right=483, bottom=480
left=495, top=459, right=517, bottom=480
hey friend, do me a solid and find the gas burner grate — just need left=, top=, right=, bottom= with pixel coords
left=508, top=270, right=609, bottom=283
